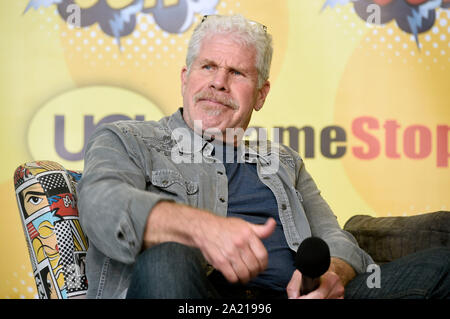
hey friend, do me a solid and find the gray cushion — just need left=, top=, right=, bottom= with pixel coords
left=343, top=211, right=450, bottom=264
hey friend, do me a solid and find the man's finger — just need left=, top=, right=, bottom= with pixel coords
left=247, top=235, right=269, bottom=273
left=250, top=217, right=276, bottom=239
left=286, top=270, right=302, bottom=299
left=231, top=259, right=252, bottom=284
left=219, top=243, right=254, bottom=284
left=203, top=249, right=239, bottom=284
left=238, top=243, right=264, bottom=279
left=298, top=271, right=344, bottom=299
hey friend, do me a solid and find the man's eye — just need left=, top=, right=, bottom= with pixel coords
left=232, top=70, right=242, bottom=76
left=203, top=65, right=212, bottom=70
left=28, top=196, right=43, bottom=205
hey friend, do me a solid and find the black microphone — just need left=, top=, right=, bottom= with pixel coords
left=294, top=237, right=331, bottom=295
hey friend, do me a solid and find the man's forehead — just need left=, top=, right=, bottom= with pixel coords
left=195, top=35, right=257, bottom=71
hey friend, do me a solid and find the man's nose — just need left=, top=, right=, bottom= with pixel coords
left=210, top=69, right=229, bottom=91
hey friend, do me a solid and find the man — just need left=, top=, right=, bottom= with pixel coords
left=78, top=14, right=449, bottom=299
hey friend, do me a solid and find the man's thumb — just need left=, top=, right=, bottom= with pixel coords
left=251, top=217, right=276, bottom=239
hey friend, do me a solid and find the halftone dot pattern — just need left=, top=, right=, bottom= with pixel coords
left=327, top=5, right=449, bottom=72
left=63, top=13, right=189, bottom=69
left=30, top=1, right=244, bottom=71
left=26, top=1, right=449, bottom=73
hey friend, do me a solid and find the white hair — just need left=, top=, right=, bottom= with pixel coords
left=186, top=14, right=273, bottom=88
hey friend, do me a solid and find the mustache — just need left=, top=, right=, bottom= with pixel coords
left=193, top=91, right=239, bottom=110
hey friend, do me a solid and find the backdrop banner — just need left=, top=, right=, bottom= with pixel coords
left=1, top=0, right=448, bottom=298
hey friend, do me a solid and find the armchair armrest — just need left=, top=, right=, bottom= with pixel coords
left=13, top=161, right=88, bottom=299
left=344, top=211, right=450, bottom=264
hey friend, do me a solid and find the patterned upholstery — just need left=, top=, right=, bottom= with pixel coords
left=13, top=161, right=88, bottom=299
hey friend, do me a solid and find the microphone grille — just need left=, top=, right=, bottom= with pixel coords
left=294, top=237, right=331, bottom=278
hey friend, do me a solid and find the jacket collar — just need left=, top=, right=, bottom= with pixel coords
left=166, top=108, right=211, bottom=155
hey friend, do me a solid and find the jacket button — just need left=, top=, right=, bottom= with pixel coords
left=219, top=197, right=226, bottom=203
left=281, top=204, right=287, bottom=210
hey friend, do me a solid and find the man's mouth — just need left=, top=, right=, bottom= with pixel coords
left=199, top=98, right=229, bottom=108
left=194, top=92, right=238, bottom=110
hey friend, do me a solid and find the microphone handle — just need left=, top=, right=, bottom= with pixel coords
left=300, top=276, right=321, bottom=295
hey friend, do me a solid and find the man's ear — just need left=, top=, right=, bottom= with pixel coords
left=181, top=66, right=188, bottom=95
left=254, top=80, right=271, bottom=111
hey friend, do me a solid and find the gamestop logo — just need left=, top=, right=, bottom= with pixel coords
left=352, top=117, right=448, bottom=167
left=51, top=114, right=449, bottom=167
left=262, top=117, right=449, bottom=168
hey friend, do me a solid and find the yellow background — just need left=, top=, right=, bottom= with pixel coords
left=1, top=0, right=449, bottom=298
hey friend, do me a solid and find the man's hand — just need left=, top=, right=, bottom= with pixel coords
left=143, top=201, right=276, bottom=284
left=286, top=257, right=355, bottom=299
left=194, top=214, right=276, bottom=284
left=286, top=269, right=344, bottom=299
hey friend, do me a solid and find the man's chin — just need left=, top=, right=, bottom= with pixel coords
left=191, top=110, right=228, bottom=128
left=195, top=120, right=227, bottom=134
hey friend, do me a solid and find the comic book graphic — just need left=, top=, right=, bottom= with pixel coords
left=322, top=0, right=450, bottom=47
left=14, top=161, right=88, bottom=299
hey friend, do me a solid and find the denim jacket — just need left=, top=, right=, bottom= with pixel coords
left=77, top=108, right=373, bottom=299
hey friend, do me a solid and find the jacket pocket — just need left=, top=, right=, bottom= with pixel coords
left=150, top=169, right=199, bottom=206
